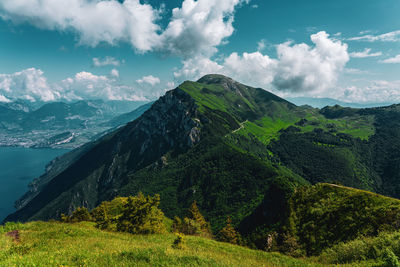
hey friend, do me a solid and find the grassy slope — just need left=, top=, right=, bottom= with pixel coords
left=0, top=221, right=324, bottom=267
left=180, top=77, right=374, bottom=148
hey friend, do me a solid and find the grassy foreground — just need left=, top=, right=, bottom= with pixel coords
left=0, top=221, right=327, bottom=267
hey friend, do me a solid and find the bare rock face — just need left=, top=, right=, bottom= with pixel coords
left=7, top=88, right=202, bottom=222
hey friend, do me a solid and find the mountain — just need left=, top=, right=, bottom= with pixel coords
left=5, top=75, right=400, bottom=254
left=101, top=102, right=154, bottom=128
left=5, top=74, right=305, bottom=226
left=0, top=100, right=150, bottom=148
left=287, top=97, right=394, bottom=109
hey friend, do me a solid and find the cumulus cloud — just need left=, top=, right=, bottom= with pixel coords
left=175, top=31, right=349, bottom=94
left=380, top=54, right=400, bottom=64
left=60, top=71, right=148, bottom=101
left=223, top=52, right=276, bottom=86
left=0, top=0, right=248, bottom=57
left=0, top=0, right=161, bottom=52
left=0, top=68, right=151, bottom=102
left=0, top=68, right=59, bottom=102
left=136, top=75, right=161, bottom=86
left=174, top=56, right=223, bottom=79
left=93, top=56, right=121, bottom=67
left=348, top=30, right=400, bottom=42
left=272, top=31, right=349, bottom=92
left=350, top=48, right=382, bottom=58
left=336, top=80, right=400, bottom=103
left=157, top=0, right=248, bottom=58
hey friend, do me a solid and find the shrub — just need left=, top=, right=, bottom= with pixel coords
left=116, top=193, right=166, bottom=234
left=60, top=207, right=92, bottom=223
left=91, top=197, right=128, bottom=231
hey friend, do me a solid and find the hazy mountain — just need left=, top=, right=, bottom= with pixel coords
left=101, top=102, right=154, bottom=128
left=286, top=97, right=394, bottom=109
left=0, top=100, right=150, bottom=148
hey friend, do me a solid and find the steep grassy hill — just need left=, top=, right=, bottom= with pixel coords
left=0, top=221, right=320, bottom=267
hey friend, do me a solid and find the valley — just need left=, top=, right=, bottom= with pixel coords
left=0, top=100, right=150, bottom=148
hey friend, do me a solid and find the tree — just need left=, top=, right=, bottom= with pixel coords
left=218, top=217, right=241, bottom=245
left=172, top=216, right=183, bottom=233
left=116, top=193, right=166, bottom=234
left=179, top=201, right=212, bottom=238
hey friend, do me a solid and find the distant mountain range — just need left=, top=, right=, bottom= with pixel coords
left=0, top=100, right=150, bottom=148
left=287, top=97, right=394, bottom=109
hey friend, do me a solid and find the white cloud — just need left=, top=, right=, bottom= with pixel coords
left=0, top=0, right=161, bottom=52
left=174, top=56, right=223, bottom=79
left=223, top=52, right=276, bottom=86
left=380, top=54, right=400, bottom=64
left=110, top=69, right=119, bottom=78
left=93, top=56, right=121, bottom=67
left=348, top=30, right=400, bottom=42
left=336, top=80, right=400, bottom=103
left=251, top=4, right=259, bottom=9
left=60, top=71, right=148, bottom=101
left=0, top=68, right=151, bottom=102
left=174, top=31, right=349, bottom=94
left=136, top=75, right=161, bottom=86
left=272, top=31, right=349, bottom=92
left=350, top=48, right=382, bottom=58
left=158, top=0, right=247, bottom=58
left=257, top=39, right=266, bottom=51
left=0, top=68, right=58, bottom=102
left=0, top=0, right=248, bottom=57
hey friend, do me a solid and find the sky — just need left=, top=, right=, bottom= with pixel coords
left=0, top=0, right=400, bottom=103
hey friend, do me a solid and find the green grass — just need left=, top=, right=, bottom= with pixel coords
left=230, top=112, right=375, bottom=148
left=0, top=221, right=329, bottom=267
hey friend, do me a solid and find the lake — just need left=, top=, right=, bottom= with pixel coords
left=0, top=147, right=69, bottom=222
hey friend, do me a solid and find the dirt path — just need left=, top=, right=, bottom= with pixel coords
left=232, top=120, right=248, bottom=133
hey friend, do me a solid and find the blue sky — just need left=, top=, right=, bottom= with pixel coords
left=0, top=0, right=399, bottom=103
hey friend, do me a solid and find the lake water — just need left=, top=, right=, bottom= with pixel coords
left=0, top=147, right=69, bottom=221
